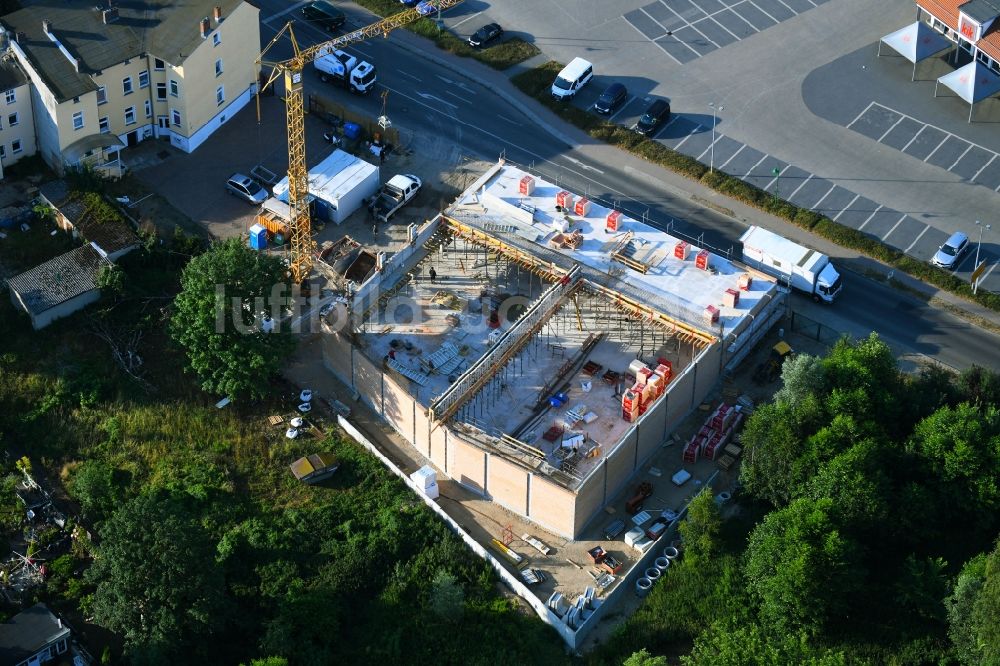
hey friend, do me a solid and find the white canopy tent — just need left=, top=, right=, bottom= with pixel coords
left=935, top=61, right=1000, bottom=122
left=878, top=21, right=953, bottom=81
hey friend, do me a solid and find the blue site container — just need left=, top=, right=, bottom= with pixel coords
left=343, top=122, right=362, bottom=140
left=248, top=224, right=267, bottom=251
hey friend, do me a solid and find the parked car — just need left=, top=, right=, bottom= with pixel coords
left=300, top=0, right=346, bottom=31
left=594, top=82, right=627, bottom=115
left=226, top=173, right=268, bottom=205
left=931, top=231, right=970, bottom=269
left=415, top=1, right=436, bottom=16
left=468, top=23, right=503, bottom=47
left=636, top=99, right=670, bottom=136
left=399, top=0, right=420, bottom=6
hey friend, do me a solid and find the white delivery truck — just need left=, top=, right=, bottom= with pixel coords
left=740, top=226, right=843, bottom=303
left=314, top=50, right=377, bottom=94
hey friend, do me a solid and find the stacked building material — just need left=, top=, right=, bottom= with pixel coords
left=683, top=403, right=747, bottom=462
left=622, top=384, right=641, bottom=422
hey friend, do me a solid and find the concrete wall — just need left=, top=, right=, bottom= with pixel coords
left=10, top=287, right=100, bottom=330
left=527, top=474, right=576, bottom=538
left=382, top=372, right=415, bottom=444
left=452, top=437, right=486, bottom=495
left=486, top=454, right=528, bottom=515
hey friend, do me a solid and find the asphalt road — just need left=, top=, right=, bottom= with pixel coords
left=254, top=1, right=1000, bottom=371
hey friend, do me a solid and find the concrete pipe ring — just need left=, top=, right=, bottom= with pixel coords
left=654, top=556, right=670, bottom=573
left=635, top=577, right=653, bottom=597
left=664, top=546, right=680, bottom=560
left=645, top=567, right=661, bottom=582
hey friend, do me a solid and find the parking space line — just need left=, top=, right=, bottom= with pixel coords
left=774, top=0, right=800, bottom=14
left=746, top=0, right=781, bottom=24
left=877, top=116, right=905, bottom=142
left=673, top=126, right=704, bottom=150
left=858, top=205, right=882, bottom=231
left=608, top=97, right=634, bottom=121
left=687, top=21, right=723, bottom=49
left=882, top=214, right=907, bottom=241
left=924, top=135, right=951, bottom=163
left=626, top=14, right=684, bottom=65
left=719, top=144, right=746, bottom=169
left=971, top=154, right=996, bottom=181
left=263, top=0, right=309, bottom=23
left=744, top=154, right=768, bottom=178
left=904, top=224, right=930, bottom=252
left=954, top=251, right=976, bottom=273
left=643, top=7, right=702, bottom=58
left=449, top=10, right=483, bottom=29
left=833, top=194, right=860, bottom=221
left=708, top=15, right=742, bottom=40
left=948, top=144, right=975, bottom=170
left=811, top=184, right=836, bottom=208
left=900, top=125, right=926, bottom=152
left=846, top=102, right=876, bottom=129
left=763, top=165, right=787, bottom=192
left=981, top=260, right=998, bottom=283
left=787, top=174, right=813, bottom=200
left=697, top=136, right=721, bottom=161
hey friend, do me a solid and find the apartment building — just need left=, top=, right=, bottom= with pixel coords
left=0, top=56, right=35, bottom=176
left=0, top=0, right=260, bottom=175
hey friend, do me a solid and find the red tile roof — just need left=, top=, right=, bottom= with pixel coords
left=916, top=0, right=1000, bottom=62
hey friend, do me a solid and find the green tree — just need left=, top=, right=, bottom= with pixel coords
left=170, top=238, right=295, bottom=400
left=428, top=570, right=465, bottom=623
left=681, top=621, right=847, bottom=666
left=96, top=264, right=126, bottom=296
left=894, top=555, right=949, bottom=624
left=774, top=352, right=825, bottom=407
left=261, top=587, right=343, bottom=666
left=804, top=440, right=891, bottom=531
left=948, top=541, right=1000, bottom=665
left=87, top=492, right=228, bottom=660
left=69, top=460, right=122, bottom=521
left=744, top=498, right=859, bottom=636
left=679, top=489, right=722, bottom=565
left=623, top=648, right=668, bottom=666
left=957, top=365, right=1000, bottom=406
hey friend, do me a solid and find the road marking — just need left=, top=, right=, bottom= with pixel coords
left=846, top=101, right=875, bottom=129
left=398, top=70, right=422, bottom=82
left=435, top=74, right=476, bottom=94
left=263, top=0, right=310, bottom=23
left=608, top=97, right=634, bottom=121
left=643, top=7, right=701, bottom=58
left=832, top=194, right=860, bottom=221
left=877, top=115, right=905, bottom=142
left=882, top=214, right=907, bottom=241
left=905, top=224, right=930, bottom=252
left=948, top=143, right=974, bottom=170
left=746, top=0, right=781, bottom=25
left=497, top=114, right=522, bottom=126
left=719, top=144, right=746, bottom=170
left=954, top=250, right=976, bottom=273
left=444, top=90, right=468, bottom=104
left=417, top=91, right=458, bottom=109
left=707, top=15, right=742, bottom=41
left=626, top=14, right=684, bottom=65
left=980, top=259, right=998, bottom=282
left=671, top=125, right=703, bottom=150
left=858, top=205, right=882, bottom=231
left=449, top=10, right=483, bottom=29
left=971, top=154, right=996, bottom=181
left=686, top=20, right=722, bottom=50
left=744, top=154, right=768, bottom=179
left=811, top=184, right=837, bottom=209
left=787, top=173, right=813, bottom=200
left=774, top=0, right=800, bottom=15
left=696, top=135, right=721, bottom=161
left=564, top=155, right=605, bottom=174
left=923, top=135, right=951, bottom=163
left=900, top=125, right=925, bottom=152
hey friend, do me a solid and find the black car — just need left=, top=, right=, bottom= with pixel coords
left=636, top=99, right=670, bottom=136
left=469, top=23, right=503, bottom=47
left=301, top=0, right=346, bottom=31
left=594, top=82, right=627, bottom=115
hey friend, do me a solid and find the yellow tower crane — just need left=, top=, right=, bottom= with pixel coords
left=257, top=1, right=465, bottom=284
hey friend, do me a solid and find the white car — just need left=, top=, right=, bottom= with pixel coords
left=226, top=173, right=268, bottom=205
left=931, top=231, right=969, bottom=269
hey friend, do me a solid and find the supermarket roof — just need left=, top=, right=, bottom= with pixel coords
left=447, top=162, right=778, bottom=337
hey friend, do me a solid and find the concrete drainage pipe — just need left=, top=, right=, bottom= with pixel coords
left=636, top=577, right=653, bottom=597
left=664, top=546, right=680, bottom=560
left=654, top=556, right=670, bottom=573
left=645, top=567, right=661, bottom=582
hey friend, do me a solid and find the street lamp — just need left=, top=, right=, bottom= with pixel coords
left=772, top=167, right=781, bottom=202
left=709, top=102, right=723, bottom=173
left=974, top=220, right=992, bottom=293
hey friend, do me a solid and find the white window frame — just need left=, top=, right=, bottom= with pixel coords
left=213, top=31, right=221, bottom=46
left=154, top=58, right=165, bottom=71
left=139, top=69, right=149, bottom=88
left=99, top=116, right=110, bottom=134
left=169, top=79, right=179, bottom=97
left=144, top=99, right=152, bottom=118
left=96, top=85, right=107, bottom=105
left=4, top=89, right=14, bottom=104
left=216, top=85, right=225, bottom=106
left=0, top=144, right=6, bottom=159
left=124, top=106, right=136, bottom=126
left=156, top=82, right=167, bottom=101
left=72, top=111, right=84, bottom=130
left=215, top=59, right=223, bottom=77
left=171, top=108, right=181, bottom=126
left=122, top=76, right=133, bottom=95
left=7, top=112, right=17, bottom=127
left=56, top=638, right=68, bottom=654
left=11, top=139, right=21, bottom=154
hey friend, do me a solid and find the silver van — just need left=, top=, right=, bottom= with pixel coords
left=551, top=58, right=594, bottom=100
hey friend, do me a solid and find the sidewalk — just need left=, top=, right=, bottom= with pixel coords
left=388, top=28, right=1000, bottom=334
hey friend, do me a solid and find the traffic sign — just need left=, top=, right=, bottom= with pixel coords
left=971, top=260, right=987, bottom=283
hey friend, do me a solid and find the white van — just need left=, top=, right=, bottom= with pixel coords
left=551, top=57, right=594, bottom=100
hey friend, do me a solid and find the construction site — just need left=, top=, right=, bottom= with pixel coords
left=321, top=160, right=786, bottom=541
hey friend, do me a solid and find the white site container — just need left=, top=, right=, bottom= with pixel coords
left=410, top=465, right=439, bottom=500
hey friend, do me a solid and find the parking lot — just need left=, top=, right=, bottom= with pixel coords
left=624, top=0, right=829, bottom=64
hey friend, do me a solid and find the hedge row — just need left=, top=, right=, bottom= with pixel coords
left=512, top=61, right=1000, bottom=313
left=351, top=0, right=539, bottom=71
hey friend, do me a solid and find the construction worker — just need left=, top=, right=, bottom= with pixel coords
left=428, top=267, right=437, bottom=283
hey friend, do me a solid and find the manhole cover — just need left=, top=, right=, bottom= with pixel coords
left=157, top=151, right=170, bottom=160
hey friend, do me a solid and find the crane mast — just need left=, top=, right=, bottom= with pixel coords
left=257, top=0, right=465, bottom=284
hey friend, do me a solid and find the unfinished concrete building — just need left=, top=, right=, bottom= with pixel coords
left=323, top=161, right=784, bottom=539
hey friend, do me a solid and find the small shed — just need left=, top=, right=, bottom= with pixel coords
left=38, top=180, right=139, bottom=261
left=0, top=603, right=72, bottom=665
left=7, top=243, right=111, bottom=329
left=289, top=452, right=340, bottom=484
left=272, top=149, right=379, bottom=225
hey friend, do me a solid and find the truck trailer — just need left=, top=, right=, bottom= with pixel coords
left=740, top=226, right=843, bottom=303
left=314, top=50, right=377, bottom=94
